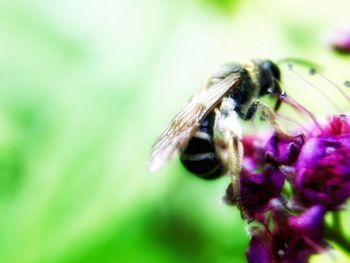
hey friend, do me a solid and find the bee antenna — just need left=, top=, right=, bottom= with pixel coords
left=286, top=65, right=343, bottom=112
left=276, top=58, right=322, bottom=71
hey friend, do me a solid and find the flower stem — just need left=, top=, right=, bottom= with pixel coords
left=332, top=211, right=341, bottom=233
left=325, top=215, right=350, bottom=254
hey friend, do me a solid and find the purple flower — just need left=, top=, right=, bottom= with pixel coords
left=223, top=135, right=288, bottom=219
left=265, top=133, right=304, bottom=165
left=329, top=26, right=350, bottom=53
left=241, top=134, right=268, bottom=172
left=295, top=135, right=350, bottom=209
left=236, top=134, right=306, bottom=219
left=289, top=115, right=350, bottom=209
left=239, top=167, right=285, bottom=220
left=247, top=205, right=327, bottom=263
left=317, top=114, right=350, bottom=137
left=222, top=114, right=350, bottom=262
left=288, top=205, right=325, bottom=242
left=246, top=230, right=274, bottom=263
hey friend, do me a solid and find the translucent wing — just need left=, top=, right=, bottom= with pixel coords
left=149, top=74, right=242, bottom=172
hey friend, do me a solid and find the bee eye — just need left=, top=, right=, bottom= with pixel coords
left=271, top=63, right=281, bottom=81
left=259, top=60, right=281, bottom=96
left=263, top=60, right=281, bottom=81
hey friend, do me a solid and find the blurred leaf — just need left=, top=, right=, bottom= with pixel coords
left=199, top=0, right=242, bottom=15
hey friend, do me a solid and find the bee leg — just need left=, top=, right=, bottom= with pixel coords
left=226, top=134, right=243, bottom=205
left=213, top=98, right=244, bottom=206
left=244, top=101, right=292, bottom=139
left=257, top=101, right=292, bottom=139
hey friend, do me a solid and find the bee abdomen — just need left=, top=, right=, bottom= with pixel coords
left=180, top=130, right=224, bottom=180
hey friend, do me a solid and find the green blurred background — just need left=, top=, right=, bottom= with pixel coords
left=0, top=0, right=350, bottom=262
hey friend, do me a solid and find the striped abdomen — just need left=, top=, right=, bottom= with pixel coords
left=180, top=112, right=224, bottom=179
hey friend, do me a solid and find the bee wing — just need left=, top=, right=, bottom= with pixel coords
left=149, top=74, right=242, bottom=172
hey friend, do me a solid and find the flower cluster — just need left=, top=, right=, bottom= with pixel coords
left=224, top=114, right=350, bottom=262
left=329, top=26, right=350, bottom=54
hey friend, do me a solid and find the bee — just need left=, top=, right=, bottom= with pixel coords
left=149, top=59, right=289, bottom=196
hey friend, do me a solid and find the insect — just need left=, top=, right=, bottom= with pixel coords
left=149, top=59, right=289, bottom=198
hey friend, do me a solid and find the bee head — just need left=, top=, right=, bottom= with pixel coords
left=258, top=60, right=283, bottom=110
